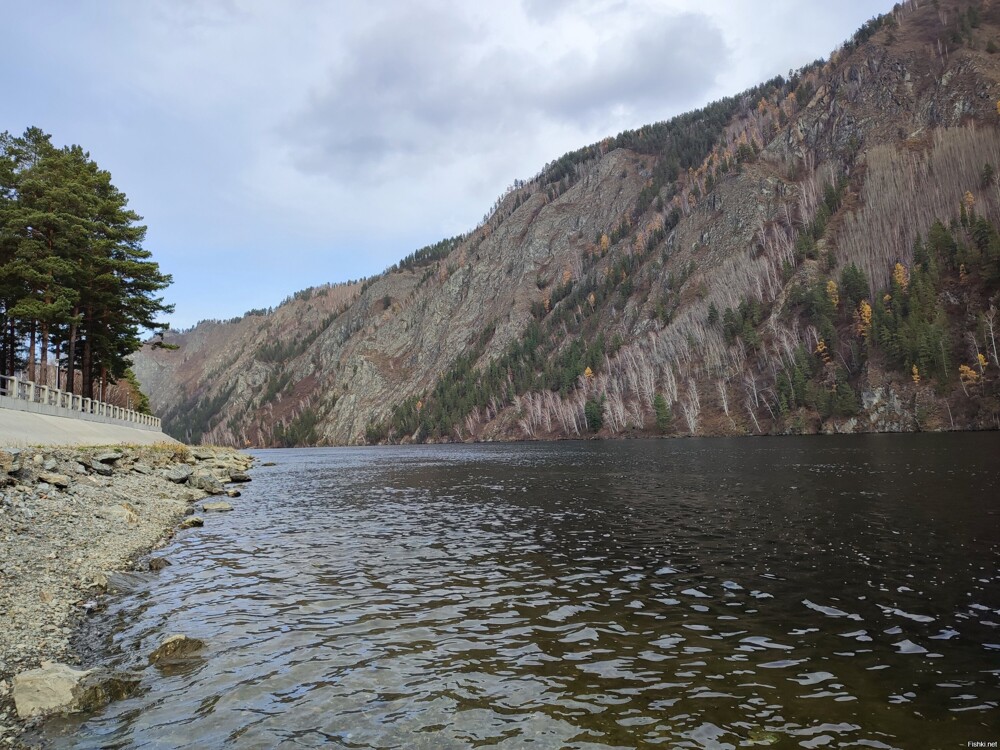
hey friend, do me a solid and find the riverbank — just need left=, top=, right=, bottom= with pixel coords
left=0, top=444, right=252, bottom=746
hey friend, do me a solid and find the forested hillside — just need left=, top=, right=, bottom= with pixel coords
left=134, top=0, right=1000, bottom=445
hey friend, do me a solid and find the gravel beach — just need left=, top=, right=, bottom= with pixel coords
left=0, top=444, right=252, bottom=746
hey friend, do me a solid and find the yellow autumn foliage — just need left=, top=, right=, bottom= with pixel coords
left=826, top=279, right=839, bottom=308
left=959, top=364, right=979, bottom=384
left=892, top=262, right=909, bottom=291
left=856, top=300, right=872, bottom=338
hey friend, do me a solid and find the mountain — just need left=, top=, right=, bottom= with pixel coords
left=134, top=0, right=1000, bottom=447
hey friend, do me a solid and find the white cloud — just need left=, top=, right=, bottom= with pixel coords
left=1, top=0, right=892, bottom=326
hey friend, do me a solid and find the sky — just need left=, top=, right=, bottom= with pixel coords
left=1, top=0, right=891, bottom=330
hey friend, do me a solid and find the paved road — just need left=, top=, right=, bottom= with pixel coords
left=0, top=408, right=179, bottom=446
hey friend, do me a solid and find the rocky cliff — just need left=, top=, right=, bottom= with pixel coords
left=134, top=0, right=1000, bottom=446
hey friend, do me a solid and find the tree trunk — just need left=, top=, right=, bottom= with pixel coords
left=7, top=318, right=15, bottom=377
left=28, top=324, right=36, bottom=382
left=39, top=321, right=49, bottom=386
left=82, top=333, right=92, bottom=399
left=66, top=309, right=78, bottom=394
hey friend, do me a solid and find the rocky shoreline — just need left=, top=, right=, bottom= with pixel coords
left=0, top=444, right=253, bottom=747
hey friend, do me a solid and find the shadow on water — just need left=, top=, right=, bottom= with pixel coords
left=38, top=433, right=1000, bottom=749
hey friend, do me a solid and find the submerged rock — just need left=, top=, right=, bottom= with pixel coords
left=148, top=556, right=172, bottom=571
left=12, top=662, right=139, bottom=719
left=202, top=501, right=233, bottom=513
left=148, top=634, right=204, bottom=664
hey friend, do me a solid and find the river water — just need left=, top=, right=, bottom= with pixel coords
left=40, top=435, right=1000, bottom=749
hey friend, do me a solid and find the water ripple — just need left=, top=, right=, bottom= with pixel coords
left=41, top=436, right=1000, bottom=749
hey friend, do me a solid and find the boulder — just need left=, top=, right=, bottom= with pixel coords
left=89, top=459, right=113, bottom=477
left=179, top=516, right=204, bottom=529
left=94, top=451, right=123, bottom=463
left=38, top=472, right=71, bottom=489
left=163, top=465, right=193, bottom=483
left=12, top=662, right=139, bottom=719
left=201, top=501, right=233, bottom=513
left=191, top=448, right=216, bottom=461
left=226, top=489, right=242, bottom=498
left=228, top=471, right=251, bottom=483
left=148, top=634, right=204, bottom=664
left=189, top=472, right=224, bottom=495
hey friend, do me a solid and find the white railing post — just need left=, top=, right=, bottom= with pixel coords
left=2, top=376, right=162, bottom=432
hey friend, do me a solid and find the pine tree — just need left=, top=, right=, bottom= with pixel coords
left=0, top=128, right=172, bottom=397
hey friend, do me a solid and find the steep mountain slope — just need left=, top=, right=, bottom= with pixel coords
left=134, top=0, right=1000, bottom=446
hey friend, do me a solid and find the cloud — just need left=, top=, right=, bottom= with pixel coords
left=281, top=3, right=729, bottom=186
left=1, top=0, right=892, bottom=328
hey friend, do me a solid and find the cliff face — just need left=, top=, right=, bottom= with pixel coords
left=134, top=1, right=1000, bottom=446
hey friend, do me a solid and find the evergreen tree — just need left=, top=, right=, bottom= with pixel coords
left=0, top=127, right=172, bottom=398
left=653, top=393, right=672, bottom=433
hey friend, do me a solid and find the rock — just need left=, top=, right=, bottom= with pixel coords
left=191, top=448, right=216, bottom=461
left=0, top=449, right=21, bottom=474
left=132, top=463, right=152, bottom=475
left=189, top=472, right=224, bottom=495
left=201, top=501, right=233, bottom=513
left=163, top=465, right=193, bottom=483
left=79, top=599, right=104, bottom=615
left=261, top=462, right=277, bottom=467
left=42, top=458, right=57, bottom=472
left=102, top=503, right=139, bottom=525
left=179, top=516, right=204, bottom=529
left=94, top=451, right=123, bottom=463
left=37, top=472, right=71, bottom=489
left=12, top=662, right=139, bottom=719
left=228, top=471, right=251, bottom=483
left=89, top=459, right=113, bottom=477
left=226, top=489, right=242, bottom=498
left=148, top=556, right=172, bottom=571
left=148, top=634, right=204, bottom=664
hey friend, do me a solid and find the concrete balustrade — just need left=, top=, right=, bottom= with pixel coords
left=0, top=375, right=161, bottom=432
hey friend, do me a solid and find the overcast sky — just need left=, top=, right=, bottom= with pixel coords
left=2, top=0, right=890, bottom=329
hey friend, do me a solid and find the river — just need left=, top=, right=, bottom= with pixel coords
left=39, top=434, right=1000, bottom=748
